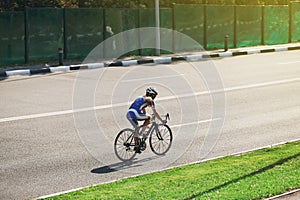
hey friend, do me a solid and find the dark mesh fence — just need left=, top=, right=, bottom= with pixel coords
left=264, top=6, right=289, bottom=45
left=206, top=5, right=235, bottom=49
left=120, top=9, right=140, bottom=56
left=236, top=6, right=262, bottom=47
left=27, top=8, right=63, bottom=61
left=159, top=8, right=173, bottom=54
left=105, top=8, right=139, bottom=57
left=1, top=5, right=300, bottom=66
left=139, top=8, right=172, bottom=55
left=139, top=9, right=156, bottom=55
left=0, top=12, right=24, bottom=65
left=173, top=4, right=204, bottom=51
left=65, top=8, right=104, bottom=59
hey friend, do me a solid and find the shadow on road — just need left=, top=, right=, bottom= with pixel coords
left=183, top=152, right=300, bottom=200
left=91, top=155, right=161, bottom=174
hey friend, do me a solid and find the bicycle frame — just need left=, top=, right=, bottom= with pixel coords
left=142, top=121, right=159, bottom=139
left=138, top=113, right=169, bottom=141
left=124, top=120, right=159, bottom=146
left=126, top=113, right=170, bottom=144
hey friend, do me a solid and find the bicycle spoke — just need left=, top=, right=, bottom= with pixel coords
left=150, top=124, right=173, bottom=155
left=114, top=129, right=136, bottom=161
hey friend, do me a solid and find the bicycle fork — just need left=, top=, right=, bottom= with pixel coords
left=154, top=125, right=164, bottom=140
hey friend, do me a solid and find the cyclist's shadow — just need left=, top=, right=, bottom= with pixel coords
left=91, top=155, right=161, bottom=174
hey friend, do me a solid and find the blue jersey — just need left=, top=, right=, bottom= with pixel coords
left=127, top=96, right=155, bottom=127
left=129, top=97, right=150, bottom=114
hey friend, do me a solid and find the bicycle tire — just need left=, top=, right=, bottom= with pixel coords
left=114, top=128, right=136, bottom=161
left=149, top=124, right=173, bottom=155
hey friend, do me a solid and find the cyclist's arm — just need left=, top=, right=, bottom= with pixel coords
left=144, top=96, right=153, bottom=104
left=142, top=108, right=146, bottom=113
left=151, top=107, right=163, bottom=122
left=144, top=97, right=164, bottom=122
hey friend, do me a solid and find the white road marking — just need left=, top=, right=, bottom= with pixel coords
left=222, top=77, right=300, bottom=93
left=159, top=77, right=300, bottom=101
left=120, top=74, right=184, bottom=83
left=0, top=77, right=299, bottom=123
left=279, top=61, right=300, bottom=65
left=0, top=110, right=75, bottom=123
left=170, top=118, right=221, bottom=128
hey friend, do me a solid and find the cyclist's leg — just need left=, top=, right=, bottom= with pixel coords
left=128, top=109, right=150, bottom=133
left=132, top=111, right=150, bottom=133
left=140, top=115, right=151, bottom=132
left=126, top=112, right=138, bottom=129
left=126, top=112, right=141, bottom=153
left=126, top=112, right=139, bottom=138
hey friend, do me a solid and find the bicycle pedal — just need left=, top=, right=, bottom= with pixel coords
left=134, top=146, right=141, bottom=152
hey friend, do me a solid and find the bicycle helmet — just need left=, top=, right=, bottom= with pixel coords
left=146, top=87, right=158, bottom=97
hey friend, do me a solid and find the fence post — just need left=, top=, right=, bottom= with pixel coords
left=172, top=3, right=176, bottom=53
left=203, top=4, right=207, bottom=49
left=102, top=9, right=106, bottom=59
left=224, top=35, right=229, bottom=51
left=261, top=4, right=265, bottom=45
left=234, top=5, right=237, bottom=48
left=288, top=1, right=292, bottom=43
left=58, top=48, right=63, bottom=65
left=63, top=8, right=67, bottom=59
left=24, top=6, right=29, bottom=64
left=138, top=7, right=142, bottom=56
left=155, top=0, right=160, bottom=56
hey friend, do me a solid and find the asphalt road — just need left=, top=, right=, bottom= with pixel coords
left=1, top=50, right=300, bottom=199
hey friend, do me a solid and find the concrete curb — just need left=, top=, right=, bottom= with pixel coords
left=1, top=44, right=300, bottom=78
left=264, top=188, right=300, bottom=200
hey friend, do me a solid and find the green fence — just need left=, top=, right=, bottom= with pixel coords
left=0, top=12, right=24, bottom=65
left=173, top=5, right=204, bottom=51
left=264, top=6, right=289, bottom=45
left=206, top=5, right=235, bottom=49
left=105, top=9, right=139, bottom=57
left=236, top=6, right=262, bottom=47
left=65, top=8, right=104, bottom=59
left=26, top=8, right=63, bottom=61
left=139, top=8, right=172, bottom=55
left=1, top=4, right=300, bottom=66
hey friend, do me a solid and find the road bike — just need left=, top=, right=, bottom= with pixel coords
left=114, top=113, right=173, bottom=161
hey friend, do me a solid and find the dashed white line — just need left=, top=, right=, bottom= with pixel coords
left=121, top=74, right=184, bottom=83
left=279, top=61, right=300, bottom=65
left=170, top=118, right=221, bottom=128
left=0, top=77, right=299, bottom=123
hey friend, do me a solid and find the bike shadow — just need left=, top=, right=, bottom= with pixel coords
left=91, top=155, right=161, bottom=174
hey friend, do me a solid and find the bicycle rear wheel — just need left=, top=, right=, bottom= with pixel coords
left=149, top=124, right=173, bottom=155
left=114, top=128, right=136, bottom=161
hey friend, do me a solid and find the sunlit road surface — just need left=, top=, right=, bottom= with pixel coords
left=1, top=50, right=300, bottom=199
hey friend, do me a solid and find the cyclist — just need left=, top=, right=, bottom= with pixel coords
left=126, top=87, right=166, bottom=153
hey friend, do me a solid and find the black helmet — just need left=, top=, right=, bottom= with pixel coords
left=146, top=87, right=158, bottom=96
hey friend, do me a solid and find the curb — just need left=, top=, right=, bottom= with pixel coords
left=264, top=188, right=300, bottom=200
left=1, top=44, right=300, bottom=78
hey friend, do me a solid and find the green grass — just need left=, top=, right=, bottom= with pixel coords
left=44, top=141, right=300, bottom=200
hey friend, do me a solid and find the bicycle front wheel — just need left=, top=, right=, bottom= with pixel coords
left=114, top=128, right=136, bottom=161
left=150, top=124, right=173, bottom=155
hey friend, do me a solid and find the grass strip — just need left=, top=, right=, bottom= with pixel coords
left=44, top=141, right=300, bottom=200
